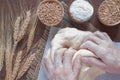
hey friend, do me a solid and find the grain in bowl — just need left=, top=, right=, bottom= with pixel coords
left=37, top=0, right=64, bottom=26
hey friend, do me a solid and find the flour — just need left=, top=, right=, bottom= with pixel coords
left=70, top=0, right=94, bottom=22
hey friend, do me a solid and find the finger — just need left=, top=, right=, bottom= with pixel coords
left=80, top=41, right=105, bottom=58
left=73, top=56, right=81, bottom=78
left=54, top=48, right=67, bottom=68
left=81, top=57, right=106, bottom=70
left=80, top=41, right=99, bottom=54
left=63, top=48, right=76, bottom=69
left=83, top=34, right=103, bottom=45
left=43, top=57, right=54, bottom=73
left=42, top=59, right=50, bottom=76
left=103, top=32, right=112, bottom=41
left=94, top=31, right=107, bottom=40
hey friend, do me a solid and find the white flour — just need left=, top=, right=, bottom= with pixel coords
left=70, top=0, right=94, bottom=22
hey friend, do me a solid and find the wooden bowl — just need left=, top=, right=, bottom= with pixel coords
left=68, top=0, right=94, bottom=24
left=37, top=0, right=64, bottom=26
left=98, top=0, right=120, bottom=26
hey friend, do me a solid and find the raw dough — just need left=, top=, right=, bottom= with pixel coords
left=46, top=27, right=105, bottom=80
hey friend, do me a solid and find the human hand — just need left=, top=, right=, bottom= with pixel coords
left=42, top=48, right=81, bottom=80
left=80, top=31, right=120, bottom=74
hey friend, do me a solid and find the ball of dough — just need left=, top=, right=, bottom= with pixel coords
left=49, top=27, right=92, bottom=61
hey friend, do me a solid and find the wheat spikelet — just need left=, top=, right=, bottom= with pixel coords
left=27, top=17, right=38, bottom=52
left=13, top=17, right=21, bottom=45
left=10, top=51, right=22, bottom=80
left=17, top=11, right=31, bottom=43
left=16, top=53, right=35, bottom=79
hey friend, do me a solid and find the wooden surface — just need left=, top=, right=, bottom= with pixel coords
left=62, top=0, right=120, bottom=42
left=0, top=0, right=49, bottom=80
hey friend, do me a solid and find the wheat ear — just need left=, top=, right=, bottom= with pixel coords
left=17, top=11, right=31, bottom=43
left=10, top=51, right=22, bottom=80
left=16, top=53, right=35, bottom=79
left=13, top=17, right=21, bottom=45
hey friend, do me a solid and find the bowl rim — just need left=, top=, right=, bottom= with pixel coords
left=37, top=0, right=64, bottom=26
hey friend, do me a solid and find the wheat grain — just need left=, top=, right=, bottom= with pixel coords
left=17, top=11, right=31, bottom=43
left=10, top=51, right=22, bottom=80
left=16, top=53, right=35, bottom=79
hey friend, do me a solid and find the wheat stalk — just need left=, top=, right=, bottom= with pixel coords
left=27, top=17, right=38, bottom=52
left=0, top=8, right=5, bottom=71
left=5, top=8, right=13, bottom=80
left=10, top=51, right=22, bottom=80
left=16, top=53, right=36, bottom=79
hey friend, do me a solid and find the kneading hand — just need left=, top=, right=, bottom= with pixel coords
left=42, top=48, right=81, bottom=80
left=80, top=31, right=120, bottom=74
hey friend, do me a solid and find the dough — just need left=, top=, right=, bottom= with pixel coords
left=49, top=27, right=92, bottom=60
left=47, top=27, right=105, bottom=80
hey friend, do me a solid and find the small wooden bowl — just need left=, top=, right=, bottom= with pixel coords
left=37, top=0, right=64, bottom=26
left=68, top=0, right=94, bottom=24
left=98, top=0, right=120, bottom=26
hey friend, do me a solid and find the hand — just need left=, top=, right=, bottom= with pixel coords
left=80, top=31, right=120, bottom=74
left=42, top=48, right=81, bottom=80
